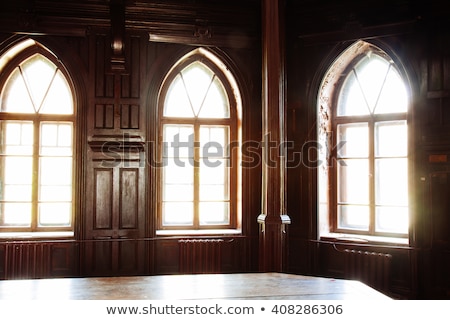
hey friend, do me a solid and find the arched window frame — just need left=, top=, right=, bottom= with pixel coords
left=0, top=40, right=76, bottom=235
left=157, top=49, right=241, bottom=232
left=317, top=41, right=412, bottom=243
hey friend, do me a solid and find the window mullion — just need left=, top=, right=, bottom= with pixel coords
left=369, top=120, right=375, bottom=235
left=31, top=120, right=40, bottom=231
left=193, top=124, right=200, bottom=228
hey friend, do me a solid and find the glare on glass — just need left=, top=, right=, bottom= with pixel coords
left=40, top=122, right=73, bottom=156
left=162, top=202, right=193, bottom=226
left=199, top=202, right=229, bottom=225
left=198, top=77, right=229, bottom=118
left=4, top=157, right=33, bottom=185
left=338, top=159, right=369, bottom=204
left=375, top=121, right=407, bottom=157
left=2, top=121, right=33, bottom=155
left=337, top=54, right=408, bottom=117
left=376, top=206, right=408, bottom=234
left=337, top=71, right=369, bottom=116
left=164, top=74, right=193, bottom=118
left=163, top=160, right=193, bottom=185
left=354, top=55, right=389, bottom=113
left=2, top=203, right=31, bottom=225
left=200, top=163, right=229, bottom=201
left=0, top=52, right=74, bottom=229
left=163, top=125, right=194, bottom=158
left=38, top=203, right=71, bottom=226
left=338, top=205, right=369, bottom=231
left=375, top=158, right=408, bottom=206
left=163, top=62, right=230, bottom=119
left=337, top=123, right=368, bottom=158
left=1, top=54, right=73, bottom=115
left=200, top=126, right=228, bottom=158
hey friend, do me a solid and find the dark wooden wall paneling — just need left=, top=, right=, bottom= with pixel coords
left=283, top=0, right=450, bottom=299
left=0, top=242, right=78, bottom=279
left=0, top=0, right=450, bottom=299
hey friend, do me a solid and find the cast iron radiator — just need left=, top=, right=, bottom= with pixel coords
left=343, top=249, right=392, bottom=293
left=178, top=239, right=223, bottom=274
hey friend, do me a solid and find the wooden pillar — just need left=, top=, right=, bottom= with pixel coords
left=257, top=0, right=290, bottom=272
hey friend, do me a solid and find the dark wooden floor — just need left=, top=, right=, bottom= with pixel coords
left=0, top=272, right=390, bottom=300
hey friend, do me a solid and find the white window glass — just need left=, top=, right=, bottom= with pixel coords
left=39, top=70, right=73, bottom=115
left=375, top=121, right=407, bottom=157
left=338, top=205, right=369, bottom=231
left=163, top=62, right=230, bottom=119
left=199, top=202, right=229, bottom=225
left=162, top=202, right=194, bottom=226
left=337, top=123, right=368, bottom=157
left=1, top=68, right=35, bottom=113
left=375, top=68, right=408, bottom=114
left=337, top=71, right=369, bottom=116
left=376, top=206, right=409, bottom=233
left=39, top=203, right=71, bottom=226
left=163, top=74, right=194, bottom=118
left=161, top=58, right=234, bottom=229
left=198, top=77, right=229, bottom=118
left=0, top=50, right=74, bottom=230
left=334, top=50, right=409, bottom=236
left=338, top=159, right=369, bottom=205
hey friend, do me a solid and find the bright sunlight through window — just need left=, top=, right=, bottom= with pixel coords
left=0, top=48, right=74, bottom=231
left=336, top=51, right=409, bottom=236
left=160, top=52, right=238, bottom=230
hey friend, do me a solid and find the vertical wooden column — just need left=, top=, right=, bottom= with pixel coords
left=258, top=0, right=290, bottom=272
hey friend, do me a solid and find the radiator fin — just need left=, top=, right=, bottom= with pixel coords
left=344, top=249, right=392, bottom=293
left=178, top=239, right=223, bottom=274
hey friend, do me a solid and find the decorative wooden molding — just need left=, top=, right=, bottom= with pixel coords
left=258, top=0, right=291, bottom=273
left=110, top=0, right=126, bottom=72
left=0, top=1, right=260, bottom=48
left=88, top=134, right=145, bottom=153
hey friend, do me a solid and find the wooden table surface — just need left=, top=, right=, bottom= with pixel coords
left=0, top=272, right=390, bottom=300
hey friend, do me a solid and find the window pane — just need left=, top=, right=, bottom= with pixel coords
left=163, top=160, right=193, bottom=185
left=1, top=121, right=33, bottom=155
left=200, top=126, right=228, bottom=156
left=338, top=205, right=369, bottom=231
left=337, top=71, right=369, bottom=116
left=337, top=123, right=368, bottom=157
left=1, top=68, right=35, bottom=113
left=163, top=184, right=193, bottom=202
left=181, top=62, right=214, bottom=116
left=4, top=156, right=33, bottom=185
left=21, top=55, right=57, bottom=112
left=39, top=70, right=73, bottom=114
left=40, top=122, right=73, bottom=156
left=39, top=157, right=72, bottom=186
left=163, top=74, right=194, bottom=118
left=199, top=201, right=229, bottom=225
left=200, top=161, right=229, bottom=201
left=338, top=159, right=369, bottom=204
left=375, top=158, right=408, bottom=206
left=1, top=203, right=31, bottom=226
left=3, top=185, right=32, bottom=201
left=38, top=202, right=71, bottom=226
left=374, top=68, right=408, bottom=114
left=198, top=77, right=230, bottom=118
left=375, top=121, right=407, bottom=157
left=376, top=206, right=408, bottom=234
left=40, top=186, right=72, bottom=202
left=354, top=55, right=390, bottom=113
left=162, top=202, right=193, bottom=226
left=163, top=125, right=194, bottom=158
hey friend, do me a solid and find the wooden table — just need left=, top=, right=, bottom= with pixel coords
left=0, top=272, right=390, bottom=300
